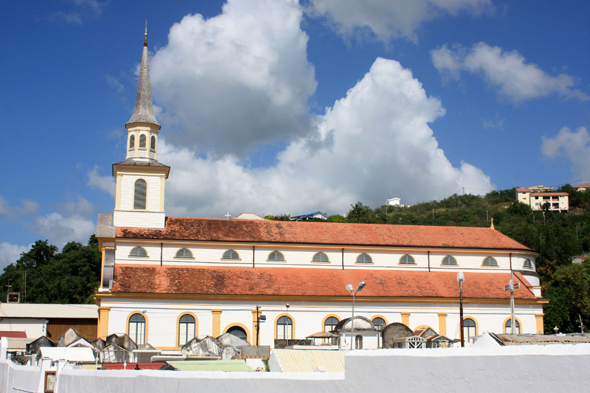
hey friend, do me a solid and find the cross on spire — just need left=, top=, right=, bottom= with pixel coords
left=225, top=212, right=232, bottom=219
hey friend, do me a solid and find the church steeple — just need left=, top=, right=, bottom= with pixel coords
left=127, top=22, right=160, bottom=127
left=125, top=23, right=161, bottom=161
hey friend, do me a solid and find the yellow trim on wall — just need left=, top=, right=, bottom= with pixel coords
left=274, top=313, right=295, bottom=341
left=223, top=323, right=251, bottom=344
left=401, top=312, right=411, bottom=327
left=211, top=309, right=222, bottom=337
left=535, top=313, right=544, bottom=334
left=176, top=312, right=198, bottom=346
left=502, top=316, right=522, bottom=334
left=438, top=313, right=447, bottom=335
left=97, top=306, right=110, bottom=339
left=125, top=311, right=149, bottom=345
left=252, top=308, right=262, bottom=345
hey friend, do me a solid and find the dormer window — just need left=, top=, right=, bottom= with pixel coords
left=482, top=256, right=498, bottom=267
left=399, top=254, right=415, bottom=265
left=312, top=252, right=329, bottom=262
left=129, top=246, right=148, bottom=257
left=356, top=253, right=373, bottom=263
left=175, top=248, right=193, bottom=258
left=150, top=135, right=156, bottom=151
left=139, top=134, right=146, bottom=149
left=268, top=251, right=285, bottom=261
left=129, top=135, right=135, bottom=149
left=133, top=179, right=147, bottom=210
left=442, top=255, right=457, bottom=265
left=222, top=249, right=240, bottom=260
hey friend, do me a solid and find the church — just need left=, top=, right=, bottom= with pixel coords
left=94, top=30, right=546, bottom=351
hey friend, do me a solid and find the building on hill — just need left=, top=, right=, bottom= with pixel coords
left=290, top=211, right=328, bottom=221
left=93, top=30, right=546, bottom=352
left=515, top=187, right=569, bottom=211
left=574, top=183, right=590, bottom=192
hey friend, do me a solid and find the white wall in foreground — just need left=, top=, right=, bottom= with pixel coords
left=52, top=344, right=590, bottom=393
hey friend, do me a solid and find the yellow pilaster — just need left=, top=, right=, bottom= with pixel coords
left=438, top=313, right=447, bottom=335
left=115, top=174, right=122, bottom=210
left=401, top=312, right=411, bottom=327
left=97, top=306, right=110, bottom=339
left=212, top=309, right=222, bottom=337
left=535, top=313, right=544, bottom=334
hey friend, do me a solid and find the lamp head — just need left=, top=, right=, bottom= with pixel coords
left=357, top=281, right=366, bottom=292
left=346, top=283, right=354, bottom=293
left=457, top=272, right=465, bottom=283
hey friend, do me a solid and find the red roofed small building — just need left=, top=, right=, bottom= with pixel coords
left=574, top=183, right=590, bottom=192
left=93, top=31, right=546, bottom=352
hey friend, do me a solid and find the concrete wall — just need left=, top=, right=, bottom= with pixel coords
left=52, top=344, right=590, bottom=393
left=0, top=360, right=42, bottom=393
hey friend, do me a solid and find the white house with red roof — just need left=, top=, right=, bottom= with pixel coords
left=93, top=31, right=546, bottom=353
left=515, top=187, right=569, bottom=211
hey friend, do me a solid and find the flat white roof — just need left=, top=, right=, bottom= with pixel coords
left=0, top=303, right=98, bottom=319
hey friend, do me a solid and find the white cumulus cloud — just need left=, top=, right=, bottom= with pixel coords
left=87, top=166, right=116, bottom=197
left=541, top=127, right=590, bottom=182
left=159, top=57, right=493, bottom=218
left=307, top=0, right=493, bottom=43
left=0, top=242, right=30, bottom=270
left=431, top=43, right=589, bottom=102
left=150, top=0, right=317, bottom=157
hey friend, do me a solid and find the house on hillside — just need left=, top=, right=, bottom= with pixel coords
left=515, top=187, right=569, bottom=211
left=290, top=211, right=328, bottom=220
left=574, top=183, right=590, bottom=192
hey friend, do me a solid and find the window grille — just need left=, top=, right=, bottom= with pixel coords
left=399, top=254, right=415, bottom=264
left=175, top=248, right=193, bottom=258
left=442, top=255, right=457, bottom=265
left=222, top=249, right=240, bottom=260
left=129, top=246, right=147, bottom=257
left=356, top=253, right=372, bottom=263
left=312, top=252, right=329, bottom=262
left=268, top=251, right=285, bottom=261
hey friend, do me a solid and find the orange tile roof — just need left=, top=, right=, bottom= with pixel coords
left=111, top=265, right=536, bottom=300
left=116, top=218, right=531, bottom=251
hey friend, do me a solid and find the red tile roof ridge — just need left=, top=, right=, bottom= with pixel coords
left=115, top=217, right=532, bottom=251
left=110, top=265, right=538, bottom=300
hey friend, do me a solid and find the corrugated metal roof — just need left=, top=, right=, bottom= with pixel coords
left=492, top=333, right=590, bottom=346
left=0, top=303, right=98, bottom=319
left=271, top=349, right=345, bottom=372
left=165, top=360, right=253, bottom=372
left=39, top=347, right=96, bottom=362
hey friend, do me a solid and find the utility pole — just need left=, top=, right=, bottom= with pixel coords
left=504, top=271, right=520, bottom=334
left=255, top=305, right=261, bottom=346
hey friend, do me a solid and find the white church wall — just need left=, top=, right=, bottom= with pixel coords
left=113, top=211, right=165, bottom=229
left=55, top=345, right=590, bottom=393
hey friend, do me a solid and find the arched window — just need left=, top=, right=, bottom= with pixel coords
left=356, top=253, right=372, bottom=263
left=128, top=313, right=145, bottom=346
left=133, top=179, right=147, bottom=210
left=312, top=252, right=329, bottom=262
left=523, top=259, right=534, bottom=269
left=139, top=134, right=146, bottom=148
left=463, top=318, right=476, bottom=342
left=355, top=335, right=363, bottom=349
left=227, top=326, right=247, bottom=341
left=222, top=249, right=240, bottom=260
left=175, top=248, right=193, bottom=258
left=442, top=255, right=458, bottom=266
left=268, top=251, right=285, bottom=261
left=372, top=317, right=386, bottom=330
left=324, top=316, right=339, bottom=332
left=505, top=319, right=520, bottom=334
left=276, top=316, right=293, bottom=340
left=129, top=134, right=135, bottom=149
left=399, top=254, right=415, bottom=264
left=178, top=314, right=196, bottom=346
left=150, top=135, right=156, bottom=151
left=129, top=246, right=147, bottom=257
left=482, top=256, right=498, bottom=267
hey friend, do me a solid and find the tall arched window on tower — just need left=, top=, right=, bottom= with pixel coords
left=134, top=179, right=147, bottom=210
left=139, top=134, right=146, bottom=149
left=277, top=316, right=293, bottom=340
left=150, top=135, right=156, bottom=151
left=129, top=135, right=135, bottom=149
left=128, top=313, right=145, bottom=346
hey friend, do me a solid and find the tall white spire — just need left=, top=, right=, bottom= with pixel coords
left=127, top=22, right=160, bottom=127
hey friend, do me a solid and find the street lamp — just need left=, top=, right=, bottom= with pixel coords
left=457, top=272, right=465, bottom=347
left=346, top=281, right=366, bottom=350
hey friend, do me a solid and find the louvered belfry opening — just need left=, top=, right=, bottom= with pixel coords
left=134, top=179, right=147, bottom=209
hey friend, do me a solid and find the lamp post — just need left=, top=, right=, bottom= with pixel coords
left=457, top=272, right=465, bottom=347
left=346, top=281, right=366, bottom=350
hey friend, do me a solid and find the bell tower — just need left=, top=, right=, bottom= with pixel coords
left=112, top=25, right=170, bottom=229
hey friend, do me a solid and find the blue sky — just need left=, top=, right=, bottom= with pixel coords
left=1, top=0, right=589, bottom=268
